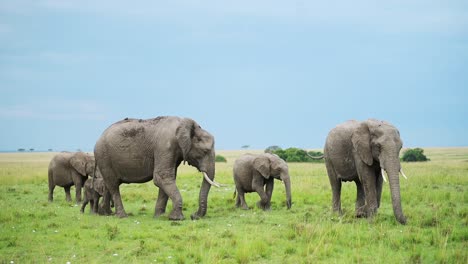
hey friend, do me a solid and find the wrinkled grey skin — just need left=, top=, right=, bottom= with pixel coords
left=48, top=152, right=95, bottom=202
left=324, top=119, right=407, bottom=224
left=94, top=116, right=216, bottom=220
left=80, top=169, right=108, bottom=214
left=233, top=153, right=292, bottom=210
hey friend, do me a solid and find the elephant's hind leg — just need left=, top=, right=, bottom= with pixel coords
left=48, top=184, right=55, bottom=202
left=154, top=189, right=169, bottom=218
left=237, top=189, right=249, bottom=210
left=325, top=163, right=342, bottom=214
left=64, top=186, right=72, bottom=202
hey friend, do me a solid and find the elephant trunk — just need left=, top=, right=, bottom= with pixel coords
left=385, top=159, right=407, bottom=225
left=191, top=155, right=215, bottom=220
left=281, top=174, right=292, bottom=209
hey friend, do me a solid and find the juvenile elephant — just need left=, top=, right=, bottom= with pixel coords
left=48, top=152, right=95, bottom=202
left=95, top=116, right=221, bottom=220
left=324, top=119, right=407, bottom=224
left=233, top=153, right=292, bottom=210
left=80, top=169, right=108, bottom=214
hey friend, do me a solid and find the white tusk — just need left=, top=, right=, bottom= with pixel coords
left=400, top=168, right=408, bottom=180
left=203, top=172, right=220, bottom=188
left=381, top=168, right=388, bottom=183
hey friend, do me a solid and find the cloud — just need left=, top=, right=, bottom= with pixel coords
left=0, top=99, right=107, bottom=121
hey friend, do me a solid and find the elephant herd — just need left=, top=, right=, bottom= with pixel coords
left=48, top=116, right=408, bottom=224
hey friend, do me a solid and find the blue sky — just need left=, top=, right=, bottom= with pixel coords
left=1, top=1, right=467, bottom=151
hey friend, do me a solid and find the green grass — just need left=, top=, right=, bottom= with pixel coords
left=0, top=148, right=467, bottom=263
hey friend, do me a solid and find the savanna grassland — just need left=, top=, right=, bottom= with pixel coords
left=0, top=148, right=467, bottom=263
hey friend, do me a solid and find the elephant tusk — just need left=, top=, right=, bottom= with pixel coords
left=400, top=168, right=408, bottom=180
left=203, top=172, right=221, bottom=188
left=381, top=168, right=388, bottom=183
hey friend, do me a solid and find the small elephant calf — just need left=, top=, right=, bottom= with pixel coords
left=233, top=153, right=292, bottom=210
left=80, top=177, right=108, bottom=214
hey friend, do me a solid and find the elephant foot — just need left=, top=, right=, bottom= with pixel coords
left=98, top=206, right=113, bottom=216
left=356, top=206, right=367, bottom=218
left=190, top=213, right=202, bottom=220
left=168, top=211, right=185, bottom=221
left=115, top=211, right=128, bottom=218
left=154, top=209, right=166, bottom=218
left=257, top=201, right=270, bottom=211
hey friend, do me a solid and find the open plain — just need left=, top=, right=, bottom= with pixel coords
left=0, top=148, right=467, bottom=263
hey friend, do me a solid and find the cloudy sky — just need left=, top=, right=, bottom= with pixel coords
left=1, top=0, right=467, bottom=151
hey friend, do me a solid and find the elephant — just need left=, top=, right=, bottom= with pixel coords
left=94, top=116, right=220, bottom=220
left=233, top=153, right=292, bottom=210
left=323, top=119, right=407, bottom=224
left=80, top=169, right=109, bottom=214
left=48, top=152, right=95, bottom=202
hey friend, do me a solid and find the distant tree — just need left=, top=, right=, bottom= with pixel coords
left=48, top=149, right=53, bottom=152
left=18, top=148, right=25, bottom=152
left=269, top=147, right=324, bottom=163
left=265, top=145, right=282, bottom=153
left=77, top=149, right=82, bottom=152
left=241, top=145, right=250, bottom=149
left=402, top=148, right=429, bottom=162
left=215, top=155, right=227, bottom=162
left=29, top=148, right=34, bottom=152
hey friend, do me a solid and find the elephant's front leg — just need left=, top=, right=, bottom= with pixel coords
left=99, top=190, right=113, bottom=215
left=154, top=189, right=169, bottom=218
left=253, top=178, right=270, bottom=211
left=154, top=169, right=184, bottom=221
left=263, top=179, right=275, bottom=210
left=355, top=180, right=366, bottom=217
left=357, top=163, right=379, bottom=218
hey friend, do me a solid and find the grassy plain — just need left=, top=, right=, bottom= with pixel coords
left=0, top=148, right=467, bottom=263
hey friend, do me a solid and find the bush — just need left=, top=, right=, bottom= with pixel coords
left=402, top=148, right=429, bottom=162
left=267, top=147, right=323, bottom=163
left=215, top=155, right=227, bottom=162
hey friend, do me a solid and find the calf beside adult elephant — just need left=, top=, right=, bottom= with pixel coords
left=48, top=151, right=95, bottom=202
left=324, top=119, right=407, bottom=224
left=94, top=116, right=221, bottom=220
left=233, top=153, right=292, bottom=210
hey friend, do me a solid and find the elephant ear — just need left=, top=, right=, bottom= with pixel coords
left=176, top=118, right=195, bottom=162
left=70, top=153, right=88, bottom=176
left=351, top=121, right=373, bottom=166
left=253, top=156, right=271, bottom=179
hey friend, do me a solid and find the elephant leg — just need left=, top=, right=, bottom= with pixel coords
left=355, top=180, right=366, bottom=217
left=71, top=171, right=83, bottom=203
left=154, top=168, right=184, bottom=221
left=48, top=184, right=55, bottom=202
left=357, top=163, right=378, bottom=217
left=80, top=196, right=88, bottom=213
left=264, top=179, right=274, bottom=210
left=237, top=189, right=249, bottom=210
left=64, top=186, right=72, bottom=202
left=254, top=186, right=270, bottom=211
left=99, top=191, right=113, bottom=215
left=154, top=189, right=169, bottom=218
left=326, top=163, right=342, bottom=214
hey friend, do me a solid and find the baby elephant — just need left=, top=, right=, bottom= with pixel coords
left=80, top=176, right=108, bottom=214
left=233, top=153, right=292, bottom=210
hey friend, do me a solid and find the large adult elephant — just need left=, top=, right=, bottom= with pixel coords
left=94, top=116, right=220, bottom=220
left=48, top=151, right=95, bottom=202
left=233, top=153, right=292, bottom=210
left=324, top=119, right=407, bottom=224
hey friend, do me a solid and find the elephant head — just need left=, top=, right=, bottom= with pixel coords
left=253, top=153, right=292, bottom=209
left=351, top=119, right=406, bottom=224
left=70, top=152, right=95, bottom=177
left=176, top=118, right=217, bottom=219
